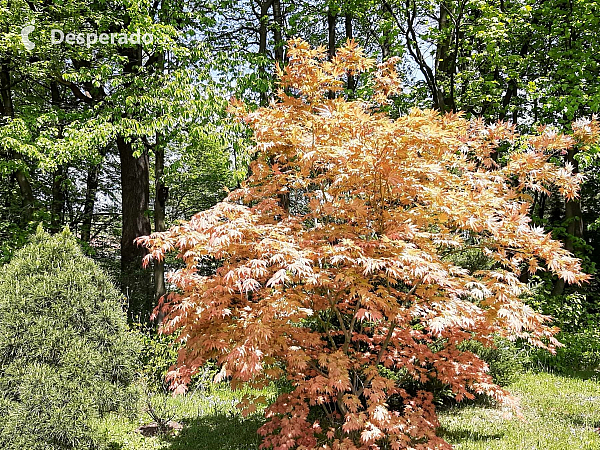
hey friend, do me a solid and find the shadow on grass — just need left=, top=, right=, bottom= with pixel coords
left=164, top=413, right=265, bottom=450
left=437, top=426, right=504, bottom=444
left=561, top=369, right=600, bottom=381
left=560, top=413, right=600, bottom=429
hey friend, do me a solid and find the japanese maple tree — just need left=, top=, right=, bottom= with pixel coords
left=137, top=40, right=595, bottom=450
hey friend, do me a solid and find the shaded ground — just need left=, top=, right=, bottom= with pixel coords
left=99, top=371, right=600, bottom=450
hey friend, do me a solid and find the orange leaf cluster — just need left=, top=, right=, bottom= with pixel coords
left=136, top=39, right=595, bottom=450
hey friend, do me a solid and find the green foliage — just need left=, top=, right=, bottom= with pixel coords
left=526, top=329, right=600, bottom=376
left=528, top=290, right=598, bottom=332
left=0, top=227, right=140, bottom=449
left=138, top=326, right=181, bottom=391
left=458, top=338, right=526, bottom=387
left=375, top=336, right=524, bottom=411
left=138, top=326, right=221, bottom=393
left=164, top=132, right=240, bottom=221
left=523, top=287, right=600, bottom=375
left=443, top=247, right=495, bottom=274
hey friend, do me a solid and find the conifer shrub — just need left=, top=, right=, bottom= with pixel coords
left=0, top=227, right=139, bottom=449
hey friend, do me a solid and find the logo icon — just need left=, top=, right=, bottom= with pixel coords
left=21, top=25, right=35, bottom=51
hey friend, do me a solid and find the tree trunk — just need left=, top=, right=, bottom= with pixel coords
left=14, top=170, right=35, bottom=224
left=0, top=62, right=14, bottom=118
left=117, top=43, right=153, bottom=322
left=154, top=143, right=167, bottom=308
left=50, top=166, right=66, bottom=233
left=80, top=161, right=102, bottom=243
left=327, top=9, right=337, bottom=99
left=118, top=135, right=152, bottom=321
left=327, top=10, right=337, bottom=60
left=345, top=13, right=356, bottom=94
left=258, top=0, right=273, bottom=105
left=552, top=148, right=583, bottom=296
left=272, top=0, right=284, bottom=62
left=434, top=1, right=455, bottom=112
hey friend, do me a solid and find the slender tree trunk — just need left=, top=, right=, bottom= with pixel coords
left=258, top=0, right=273, bottom=105
left=258, top=0, right=271, bottom=55
left=326, top=9, right=337, bottom=100
left=552, top=148, right=583, bottom=296
left=80, top=161, right=102, bottom=243
left=345, top=13, right=356, bottom=94
left=0, top=62, right=13, bottom=117
left=327, top=10, right=337, bottom=60
left=434, top=1, right=455, bottom=112
left=14, top=170, right=35, bottom=224
left=50, top=166, right=66, bottom=233
left=154, top=142, right=167, bottom=307
left=272, top=0, right=284, bottom=62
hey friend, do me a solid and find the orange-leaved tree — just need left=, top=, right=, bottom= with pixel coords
left=137, top=39, right=595, bottom=450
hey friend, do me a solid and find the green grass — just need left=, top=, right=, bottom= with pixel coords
left=95, top=384, right=275, bottom=450
left=438, top=372, right=600, bottom=449
left=97, top=372, right=600, bottom=450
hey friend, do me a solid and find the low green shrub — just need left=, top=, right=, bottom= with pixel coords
left=458, top=337, right=526, bottom=387
left=525, top=329, right=600, bottom=376
left=522, top=285, right=600, bottom=376
left=138, top=325, right=220, bottom=393
left=0, top=227, right=140, bottom=449
left=527, top=290, right=598, bottom=333
left=137, top=324, right=181, bottom=391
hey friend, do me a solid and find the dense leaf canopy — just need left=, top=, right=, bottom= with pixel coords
left=139, top=40, right=593, bottom=450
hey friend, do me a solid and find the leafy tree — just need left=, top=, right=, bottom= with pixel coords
left=139, top=40, right=592, bottom=449
left=0, top=227, right=139, bottom=449
left=0, top=0, right=245, bottom=321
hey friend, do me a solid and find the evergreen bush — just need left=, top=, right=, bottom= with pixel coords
left=0, top=227, right=140, bottom=449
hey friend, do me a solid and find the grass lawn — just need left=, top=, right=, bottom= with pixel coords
left=97, top=371, right=600, bottom=449
left=438, top=371, right=600, bottom=449
left=95, top=384, right=275, bottom=450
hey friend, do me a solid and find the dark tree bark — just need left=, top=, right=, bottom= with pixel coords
left=154, top=143, right=167, bottom=306
left=327, top=9, right=337, bottom=60
left=49, top=165, right=66, bottom=234
left=0, top=62, right=13, bottom=117
left=552, top=148, right=584, bottom=296
left=345, top=13, right=356, bottom=94
left=80, top=160, right=102, bottom=243
left=118, top=135, right=152, bottom=321
left=258, top=0, right=272, bottom=55
left=258, top=0, right=274, bottom=105
left=116, top=43, right=153, bottom=322
left=14, top=170, right=35, bottom=224
left=434, top=2, right=458, bottom=112
left=272, top=0, right=284, bottom=62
